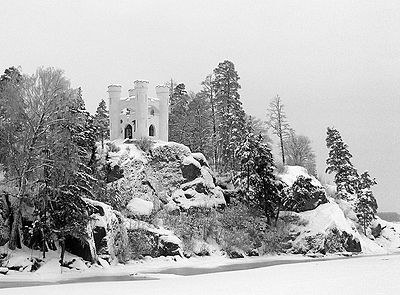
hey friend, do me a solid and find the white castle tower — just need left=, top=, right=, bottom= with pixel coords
left=107, top=80, right=169, bottom=141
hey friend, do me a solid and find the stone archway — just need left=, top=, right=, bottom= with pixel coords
left=124, top=124, right=133, bottom=139
left=149, top=124, right=155, bottom=137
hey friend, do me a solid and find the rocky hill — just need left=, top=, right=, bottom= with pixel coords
left=1, top=139, right=400, bottom=274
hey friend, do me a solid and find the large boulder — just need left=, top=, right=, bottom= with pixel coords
left=125, top=218, right=182, bottom=257
left=286, top=200, right=379, bottom=255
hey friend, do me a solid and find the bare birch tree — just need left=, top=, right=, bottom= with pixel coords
left=284, top=131, right=317, bottom=175
left=267, top=95, right=291, bottom=164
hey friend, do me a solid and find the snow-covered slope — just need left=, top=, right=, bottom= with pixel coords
left=278, top=166, right=400, bottom=255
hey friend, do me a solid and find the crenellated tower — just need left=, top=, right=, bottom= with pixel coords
left=106, top=80, right=169, bottom=141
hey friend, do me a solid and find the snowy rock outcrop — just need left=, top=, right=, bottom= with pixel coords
left=278, top=166, right=400, bottom=255
left=279, top=166, right=321, bottom=187
left=279, top=166, right=328, bottom=212
left=100, top=140, right=226, bottom=213
left=285, top=201, right=364, bottom=254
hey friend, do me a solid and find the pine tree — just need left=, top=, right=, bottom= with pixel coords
left=213, top=60, right=246, bottom=171
left=43, top=86, right=96, bottom=263
left=93, top=99, right=109, bottom=148
left=186, top=92, right=213, bottom=158
left=325, top=127, right=359, bottom=200
left=355, top=171, right=378, bottom=235
left=236, top=133, right=280, bottom=225
left=200, top=74, right=218, bottom=169
left=168, top=83, right=190, bottom=144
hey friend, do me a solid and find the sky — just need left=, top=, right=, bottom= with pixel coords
left=1, top=0, right=399, bottom=211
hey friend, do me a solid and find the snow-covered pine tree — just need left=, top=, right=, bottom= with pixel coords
left=200, top=74, right=218, bottom=169
left=213, top=60, right=246, bottom=172
left=168, top=83, right=190, bottom=144
left=355, top=171, right=378, bottom=235
left=45, top=86, right=96, bottom=264
left=186, top=92, right=213, bottom=159
left=236, top=133, right=280, bottom=225
left=94, top=99, right=109, bottom=149
left=325, top=127, right=359, bottom=200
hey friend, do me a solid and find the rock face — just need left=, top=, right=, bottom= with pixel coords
left=125, top=218, right=182, bottom=258
left=105, top=141, right=226, bottom=213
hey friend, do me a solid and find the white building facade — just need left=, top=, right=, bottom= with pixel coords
left=107, top=80, right=169, bottom=141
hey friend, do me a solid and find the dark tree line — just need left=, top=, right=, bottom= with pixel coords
left=168, top=60, right=247, bottom=172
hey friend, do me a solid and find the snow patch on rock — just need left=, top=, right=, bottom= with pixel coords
left=126, top=198, right=154, bottom=216
left=279, top=166, right=321, bottom=187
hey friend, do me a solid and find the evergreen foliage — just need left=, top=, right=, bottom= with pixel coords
left=93, top=99, right=109, bottom=148
left=236, top=133, right=282, bottom=225
left=186, top=92, right=213, bottom=158
left=283, top=176, right=326, bottom=212
left=355, top=171, right=378, bottom=234
left=168, top=83, right=190, bottom=144
left=325, top=127, right=359, bottom=200
left=200, top=74, right=218, bottom=168
left=213, top=60, right=246, bottom=171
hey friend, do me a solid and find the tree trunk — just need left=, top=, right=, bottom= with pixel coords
left=279, top=133, right=285, bottom=165
left=274, top=198, right=282, bottom=227
left=9, top=205, right=22, bottom=250
left=59, top=238, right=66, bottom=265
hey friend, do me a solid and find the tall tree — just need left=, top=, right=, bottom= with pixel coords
left=284, top=131, right=317, bottom=176
left=213, top=60, right=246, bottom=171
left=267, top=95, right=291, bottom=165
left=0, top=67, right=71, bottom=249
left=236, top=133, right=281, bottom=225
left=186, top=92, right=213, bottom=158
left=44, top=87, right=95, bottom=263
left=325, top=127, right=359, bottom=200
left=93, top=99, right=109, bottom=148
left=168, top=83, right=190, bottom=144
left=355, top=171, right=378, bottom=235
left=0, top=67, right=95, bottom=258
left=200, top=74, right=218, bottom=169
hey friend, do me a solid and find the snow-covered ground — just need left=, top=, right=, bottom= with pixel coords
left=1, top=254, right=399, bottom=295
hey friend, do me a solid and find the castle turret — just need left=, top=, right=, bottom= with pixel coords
left=134, top=80, right=149, bottom=138
left=107, top=84, right=122, bottom=140
left=156, top=85, right=170, bottom=141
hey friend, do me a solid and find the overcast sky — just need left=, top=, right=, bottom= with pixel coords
left=1, top=0, right=399, bottom=211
